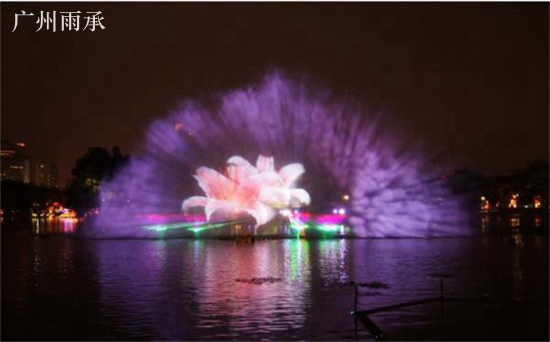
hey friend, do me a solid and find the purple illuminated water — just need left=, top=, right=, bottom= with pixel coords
left=95, top=72, right=470, bottom=238
left=2, top=223, right=548, bottom=341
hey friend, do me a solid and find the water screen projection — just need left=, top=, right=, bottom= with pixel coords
left=182, top=155, right=310, bottom=226
left=92, top=72, right=471, bottom=238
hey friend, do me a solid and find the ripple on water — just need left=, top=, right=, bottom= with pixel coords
left=1, top=233, right=548, bottom=340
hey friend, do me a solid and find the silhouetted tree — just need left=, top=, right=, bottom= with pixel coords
left=525, top=160, right=549, bottom=205
left=65, top=146, right=130, bottom=214
left=448, top=168, right=488, bottom=210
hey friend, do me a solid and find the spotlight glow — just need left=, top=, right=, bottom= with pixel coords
left=93, top=72, right=469, bottom=238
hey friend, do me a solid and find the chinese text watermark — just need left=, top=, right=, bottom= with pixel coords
left=12, top=10, right=105, bottom=32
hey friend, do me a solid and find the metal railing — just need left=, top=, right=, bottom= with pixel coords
left=350, top=279, right=547, bottom=341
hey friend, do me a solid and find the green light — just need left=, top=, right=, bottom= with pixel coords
left=144, top=222, right=197, bottom=232
left=288, top=218, right=308, bottom=239
left=141, top=218, right=253, bottom=234
left=315, top=224, right=342, bottom=232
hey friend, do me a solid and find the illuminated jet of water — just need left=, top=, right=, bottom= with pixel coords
left=94, top=71, right=470, bottom=238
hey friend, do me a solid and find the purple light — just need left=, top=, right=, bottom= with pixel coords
left=92, top=71, right=470, bottom=238
left=316, top=214, right=346, bottom=225
left=135, top=213, right=206, bottom=225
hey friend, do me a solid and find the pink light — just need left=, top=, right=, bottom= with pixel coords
left=316, top=214, right=346, bottom=225
left=135, top=213, right=207, bottom=224
left=292, top=212, right=311, bottom=222
left=289, top=212, right=345, bottom=225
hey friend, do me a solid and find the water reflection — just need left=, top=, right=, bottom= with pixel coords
left=188, top=240, right=313, bottom=338
left=32, top=218, right=78, bottom=234
left=480, top=214, right=490, bottom=231
left=313, top=239, right=350, bottom=284
left=2, top=228, right=548, bottom=341
left=87, top=236, right=548, bottom=340
left=512, top=235, right=524, bottom=300
left=92, top=240, right=171, bottom=339
left=88, top=239, right=317, bottom=339
left=283, top=239, right=310, bottom=281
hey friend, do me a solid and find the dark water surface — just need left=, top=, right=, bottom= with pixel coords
left=2, top=222, right=548, bottom=341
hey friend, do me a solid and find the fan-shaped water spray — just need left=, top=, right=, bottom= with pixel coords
left=92, top=72, right=471, bottom=238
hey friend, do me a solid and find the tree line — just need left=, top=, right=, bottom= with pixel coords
left=1, top=146, right=547, bottom=218
left=1, top=146, right=129, bottom=217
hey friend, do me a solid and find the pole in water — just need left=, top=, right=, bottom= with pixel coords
left=354, top=283, right=358, bottom=313
left=357, top=314, right=387, bottom=341
left=440, top=278, right=444, bottom=317
left=352, top=281, right=359, bottom=339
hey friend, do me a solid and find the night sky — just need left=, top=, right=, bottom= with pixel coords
left=2, top=3, right=548, bottom=187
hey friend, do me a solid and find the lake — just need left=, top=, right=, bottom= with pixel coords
left=1, top=218, right=548, bottom=340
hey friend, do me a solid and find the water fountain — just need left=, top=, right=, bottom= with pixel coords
left=92, top=71, right=471, bottom=238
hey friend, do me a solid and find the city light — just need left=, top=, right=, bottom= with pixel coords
left=534, top=195, right=542, bottom=209
left=480, top=196, right=490, bottom=211
left=508, top=194, right=518, bottom=209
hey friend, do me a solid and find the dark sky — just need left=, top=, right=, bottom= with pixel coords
left=2, top=3, right=548, bottom=187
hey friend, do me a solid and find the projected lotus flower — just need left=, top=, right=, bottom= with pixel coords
left=182, top=155, right=310, bottom=226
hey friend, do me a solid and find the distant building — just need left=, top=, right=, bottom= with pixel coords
left=1, top=140, right=31, bottom=183
left=34, top=161, right=59, bottom=188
